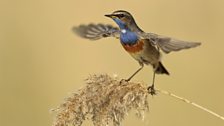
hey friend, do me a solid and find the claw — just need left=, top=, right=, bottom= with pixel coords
left=119, top=79, right=129, bottom=84
left=147, top=85, right=156, bottom=96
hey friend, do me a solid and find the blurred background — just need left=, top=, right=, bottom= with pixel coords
left=0, top=0, right=223, bottom=126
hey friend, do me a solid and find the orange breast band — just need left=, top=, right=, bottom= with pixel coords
left=122, top=40, right=144, bottom=53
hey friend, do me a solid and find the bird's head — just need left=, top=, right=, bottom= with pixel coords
left=105, top=10, right=141, bottom=31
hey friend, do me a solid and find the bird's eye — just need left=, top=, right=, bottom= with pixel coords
left=119, top=14, right=125, bottom=18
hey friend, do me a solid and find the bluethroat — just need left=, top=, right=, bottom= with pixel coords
left=73, top=10, right=201, bottom=95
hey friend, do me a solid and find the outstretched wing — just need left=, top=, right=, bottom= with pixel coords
left=73, top=24, right=120, bottom=40
left=141, top=33, right=201, bottom=53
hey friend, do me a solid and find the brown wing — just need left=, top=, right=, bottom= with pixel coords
left=141, top=33, right=201, bottom=53
left=72, top=24, right=120, bottom=40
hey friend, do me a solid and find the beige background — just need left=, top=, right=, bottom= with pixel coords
left=0, top=0, right=224, bottom=126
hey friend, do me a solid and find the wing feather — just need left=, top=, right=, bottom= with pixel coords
left=142, top=33, right=201, bottom=53
left=73, top=24, right=120, bottom=40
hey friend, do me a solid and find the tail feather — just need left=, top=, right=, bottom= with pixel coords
left=155, top=62, right=169, bottom=75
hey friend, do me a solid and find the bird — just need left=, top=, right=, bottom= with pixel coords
left=73, top=10, right=201, bottom=95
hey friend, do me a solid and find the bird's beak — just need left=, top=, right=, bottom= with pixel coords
left=104, top=14, right=117, bottom=19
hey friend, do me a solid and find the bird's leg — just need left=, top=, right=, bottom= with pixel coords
left=126, top=64, right=144, bottom=81
left=121, top=63, right=144, bottom=83
left=147, top=71, right=156, bottom=95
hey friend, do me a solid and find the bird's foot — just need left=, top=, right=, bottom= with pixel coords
left=147, top=85, right=157, bottom=96
left=119, top=78, right=130, bottom=84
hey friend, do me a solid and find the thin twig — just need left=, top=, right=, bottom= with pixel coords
left=156, top=88, right=224, bottom=121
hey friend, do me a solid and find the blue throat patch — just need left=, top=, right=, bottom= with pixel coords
left=113, top=18, right=138, bottom=44
left=120, top=30, right=138, bottom=44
